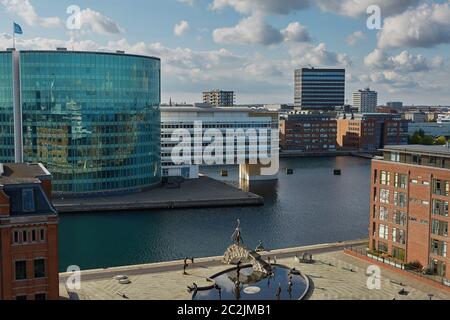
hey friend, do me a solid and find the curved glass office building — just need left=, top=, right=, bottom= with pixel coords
left=2, top=50, right=161, bottom=195
left=0, top=52, right=15, bottom=163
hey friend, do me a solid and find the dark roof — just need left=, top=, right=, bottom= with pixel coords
left=383, top=145, right=450, bottom=157
left=0, top=163, right=51, bottom=186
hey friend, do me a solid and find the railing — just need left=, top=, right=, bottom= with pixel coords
left=346, top=246, right=450, bottom=288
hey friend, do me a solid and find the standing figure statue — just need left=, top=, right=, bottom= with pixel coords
left=276, top=283, right=282, bottom=300
left=231, top=219, right=244, bottom=246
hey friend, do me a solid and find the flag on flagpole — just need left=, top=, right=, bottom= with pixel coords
left=14, top=22, right=23, bottom=34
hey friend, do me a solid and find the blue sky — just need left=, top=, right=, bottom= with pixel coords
left=1, top=0, right=449, bottom=105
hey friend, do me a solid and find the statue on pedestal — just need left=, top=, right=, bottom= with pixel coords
left=231, top=219, right=243, bottom=246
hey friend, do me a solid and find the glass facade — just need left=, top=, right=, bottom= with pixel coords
left=19, top=51, right=161, bottom=195
left=294, top=68, right=345, bottom=110
left=0, top=52, right=15, bottom=162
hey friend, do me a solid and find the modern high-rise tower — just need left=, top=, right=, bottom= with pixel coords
left=294, top=68, right=345, bottom=110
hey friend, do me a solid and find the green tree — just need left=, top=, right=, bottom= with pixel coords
left=435, top=136, right=447, bottom=146
left=422, top=135, right=434, bottom=145
left=409, top=131, right=423, bottom=144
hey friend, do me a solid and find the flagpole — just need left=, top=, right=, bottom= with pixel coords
left=13, top=23, right=15, bottom=49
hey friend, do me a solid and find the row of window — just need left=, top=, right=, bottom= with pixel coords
left=13, top=228, right=46, bottom=245
left=378, top=189, right=407, bottom=207
left=376, top=207, right=407, bottom=226
left=377, top=171, right=408, bottom=189
left=375, top=241, right=406, bottom=260
left=377, top=224, right=406, bottom=244
left=15, top=259, right=46, bottom=281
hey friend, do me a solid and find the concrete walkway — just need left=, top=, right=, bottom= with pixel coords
left=59, top=239, right=450, bottom=300
left=53, top=176, right=263, bottom=213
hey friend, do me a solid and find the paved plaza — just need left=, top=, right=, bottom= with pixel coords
left=53, top=176, right=262, bottom=213
left=59, top=241, right=450, bottom=300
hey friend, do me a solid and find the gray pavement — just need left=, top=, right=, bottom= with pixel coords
left=53, top=176, right=263, bottom=213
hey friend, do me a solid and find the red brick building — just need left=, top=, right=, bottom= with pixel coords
left=280, top=113, right=337, bottom=152
left=370, top=145, right=450, bottom=281
left=0, top=163, right=59, bottom=300
left=336, top=113, right=409, bottom=152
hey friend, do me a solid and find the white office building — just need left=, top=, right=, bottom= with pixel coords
left=161, top=105, right=279, bottom=180
left=353, top=88, right=378, bottom=113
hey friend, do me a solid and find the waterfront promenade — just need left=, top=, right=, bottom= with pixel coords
left=53, top=176, right=262, bottom=213
left=59, top=239, right=450, bottom=300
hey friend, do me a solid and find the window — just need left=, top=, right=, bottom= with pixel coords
left=380, top=171, right=390, bottom=185
left=380, top=189, right=390, bottom=204
left=31, top=229, right=36, bottom=242
left=22, top=230, right=28, bottom=243
left=433, top=179, right=450, bottom=196
left=378, top=242, right=388, bottom=253
left=432, top=220, right=449, bottom=237
left=16, top=295, right=27, bottom=300
left=394, top=173, right=407, bottom=189
left=34, top=293, right=46, bottom=301
left=379, top=207, right=388, bottom=221
left=34, top=259, right=46, bottom=278
left=379, top=224, right=389, bottom=240
left=431, top=239, right=447, bottom=257
left=392, top=228, right=406, bottom=245
left=390, top=152, right=400, bottom=162
left=433, top=199, right=449, bottom=217
left=15, top=261, right=27, bottom=280
left=13, top=231, right=19, bottom=244
left=392, top=247, right=405, bottom=260
left=21, top=189, right=35, bottom=212
left=393, top=211, right=406, bottom=226
left=412, top=154, right=421, bottom=165
left=40, top=229, right=45, bottom=242
left=394, top=192, right=407, bottom=208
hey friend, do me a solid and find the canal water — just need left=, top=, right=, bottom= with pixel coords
left=58, top=156, right=371, bottom=272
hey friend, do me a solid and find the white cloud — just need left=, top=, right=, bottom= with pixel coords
left=1, top=0, right=62, bottom=27
left=211, top=0, right=310, bottom=15
left=377, top=2, right=450, bottom=49
left=316, top=0, right=420, bottom=17
left=346, top=31, right=365, bottom=46
left=281, top=22, right=311, bottom=43
left=174, top=20, right=191, bottom=37
left=78, top=8, right=123, bottom=35
left=365, top=49, right=443, bottom=73
left=289, top=43, right=350, bottom=67
left=213, top=15, right=310, bottom=45
left=213, top=15, right=282, bottom=45
left=361, top=71, right=417, bottom=90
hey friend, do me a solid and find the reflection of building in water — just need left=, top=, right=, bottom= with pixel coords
left=2, top=49, right=161, bottom=195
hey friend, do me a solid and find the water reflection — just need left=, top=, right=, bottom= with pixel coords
left=194, top=266, right=308, bottom=301
left=59, top=157, right=371, bottom=271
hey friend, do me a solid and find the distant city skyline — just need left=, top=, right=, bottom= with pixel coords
left=0, top=0, right=449, bottom=105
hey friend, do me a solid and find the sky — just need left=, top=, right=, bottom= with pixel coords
left=0, top=0, right=449, bottom=106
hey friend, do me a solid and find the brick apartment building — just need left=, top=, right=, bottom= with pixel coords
left=0, top=163, right=59, bottom=300
left=280, top=113, right=337, bottom=152
left=370, top=145, right=450, bottom=281
left=337, top=113, right=409, bottom=152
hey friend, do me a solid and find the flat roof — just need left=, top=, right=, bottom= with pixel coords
left=383, top=145, right=450, bottom=157
left=0, top=163, right=51, bottom=185
left=1, top=50, right=160, bottom=61
left=160, top=106, right=275, bottom=113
